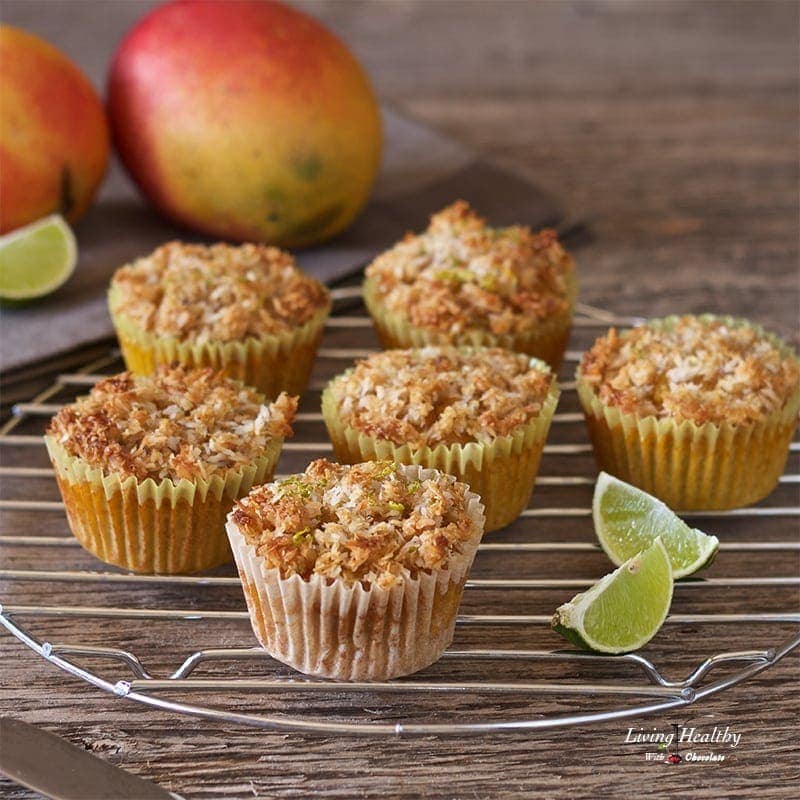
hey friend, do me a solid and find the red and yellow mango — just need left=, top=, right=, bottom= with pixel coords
left=108, top=0, right=382, bottom=248
left=0, top=25, right=109, bottom=233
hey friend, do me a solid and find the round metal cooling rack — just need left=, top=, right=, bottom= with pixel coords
left=1, top=290, right=798, bottom=736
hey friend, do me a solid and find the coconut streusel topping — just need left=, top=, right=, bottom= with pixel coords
left=231, top=459, right=480, bottom=589
left=47, top=366, right=297, bottom=481
left=364, top=201, right=574, bottom=336
left=579, top=316, right=800, bottom=425
left=110, top=242, right=330, bottom=342
left=327, top=347, right=554, bottom=447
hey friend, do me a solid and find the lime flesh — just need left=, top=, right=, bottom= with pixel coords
left=552, top=537, right=673, bottom=653
left=0, top=214, right=77, bottom=300
left=593, top=471, right=719, bottom=579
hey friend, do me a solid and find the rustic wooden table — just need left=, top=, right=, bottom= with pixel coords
left=1, top=1, right=798, bottom=798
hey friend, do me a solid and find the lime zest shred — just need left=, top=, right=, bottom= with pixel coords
left=433, top=267, right=475, bottom=285
left=291, top=527, right=313, bottom=546
left=478, top=274, right=498, bottom=292
left=387, top=501, right=405, bottom=514
left=276, top=475, right=321, bottom=500
left=370, top=460, right=397, bottom=480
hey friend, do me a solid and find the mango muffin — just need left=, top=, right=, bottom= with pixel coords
left=322, top=346, right=559, bottom=531
left=109, top=241, right=331, bottom=398
left=46, top=366, right=297, bottom=573
left=363, top=201, right=577, bottom=369
left=226, top=459, right=485, bottom=681
left=577, top=315, right=800, bottom=509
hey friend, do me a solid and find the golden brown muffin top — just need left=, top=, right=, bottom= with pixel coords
left=47, top=366, right=297, bottom=481
left=230, top=459, right=481, bottom=589
left=578, top=316, right=800, bottom=425
left=364, top=201, right=574, bottom=336
left=326, top=346, right=555, bottom=447
left=109, top=242, right=330, bottom=342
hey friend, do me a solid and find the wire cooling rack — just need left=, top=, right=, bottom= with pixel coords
left=1, top=289, right=798, bottom=736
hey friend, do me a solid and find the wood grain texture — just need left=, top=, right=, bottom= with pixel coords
left=1, top=1, right=799, bottom=798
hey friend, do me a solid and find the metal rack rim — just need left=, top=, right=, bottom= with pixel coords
left=1, top=611, right=797, bottom=736
left=1, top=301, right=797, bottom=735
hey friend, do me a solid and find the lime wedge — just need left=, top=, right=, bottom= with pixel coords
left=593, top=471, right=719, bottom=579
left=0, top=214, right=77, bottom=300
left=552, top=537, right=673, bottom=653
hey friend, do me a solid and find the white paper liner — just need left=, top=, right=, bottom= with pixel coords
left=226, top=464, right=485, bottom=681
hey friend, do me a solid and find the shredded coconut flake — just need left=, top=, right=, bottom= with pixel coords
left=47, top=366, right=298, bottom=481
left=365, top=201, right=574, bottom=336
left=110, top=242, right=330, bottom=342
left=579, top=317, right=800, bottom=425
left=328, top=347, right=554, bottom=446
left=231, top=459, right=480, bottom=588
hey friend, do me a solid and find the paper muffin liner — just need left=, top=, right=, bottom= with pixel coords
left=576, top=315, right=800, bottom=510
left=45, top=434, right=284, bottom=574
left=226, top=464, right=485, bottom=681
left=109, top=285, right=331, bottom=399
left=362, top=274, right=577, bottom=370
left=321, top=359, right=560, bottom=532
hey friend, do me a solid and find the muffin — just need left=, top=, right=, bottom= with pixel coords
left=321, top=346, right=559, bottom=531
left=109, top=241, right=331, bottom=399
left=577, top=315, right=800, bottom=509
left=45, top=366, right=297, bottom=574
left=226, top=459, right=485, bottom=681
left=362, top=200, right=577, bottom=369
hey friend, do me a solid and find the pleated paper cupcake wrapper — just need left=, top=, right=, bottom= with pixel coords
left=226, top=464, right=485, bottom=681
left=321, top=366, right=560, bottom=532
left=46, top=435, right=284, bottom=574
left=576, top=315, right=800, bottom=510
left=109, top=286, right=331, bottom=399
left=362, top=274, right=577, bottom=370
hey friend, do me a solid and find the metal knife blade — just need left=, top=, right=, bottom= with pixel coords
left=0, top=717, right=181, bottom=800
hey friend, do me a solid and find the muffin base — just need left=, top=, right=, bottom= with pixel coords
left=322, top=370, right=560, bottom=532
left=46, top=435, right=283, bottom=574
left=363, top=274, right=577, bottom=370
left=226, top=465, right=485, bottom=681
left=576, top=316, right=800, bottom=510
left=109, top=287, right=330, bottom=399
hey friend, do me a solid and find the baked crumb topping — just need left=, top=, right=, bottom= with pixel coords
left=110, top=242, right=330, bottom=342
left=579, top=316, right=800, bottom=425
left=327, top=347, right=554, bottom=446
left=47, top=366, right=297, bottom=481
left=231, top=459, right=480, bottom=588
left=364, top=200, right=574, bottom=336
